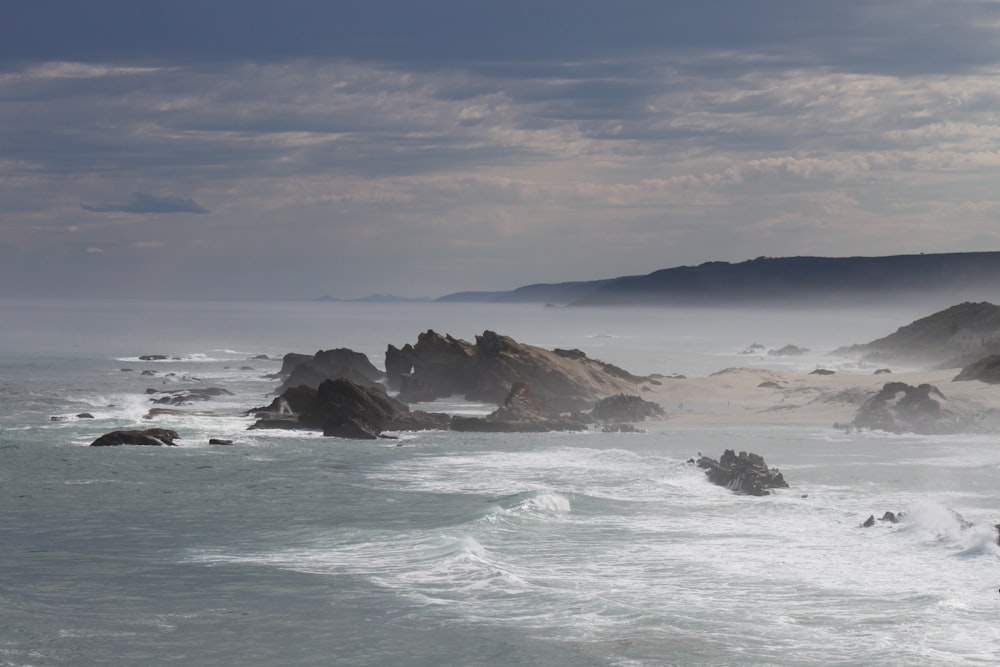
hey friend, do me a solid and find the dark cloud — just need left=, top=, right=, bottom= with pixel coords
left=81, top=192, right=209, bottom=214
left=3, top=1, right=1000, bottom=76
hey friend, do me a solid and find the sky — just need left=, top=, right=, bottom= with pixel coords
left=2, top=1, right=1000, bottom=300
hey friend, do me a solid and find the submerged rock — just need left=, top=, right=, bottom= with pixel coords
left=695, top=449, right=789, bottom=496
left=145, top=387, right=234, bottom=405
left=90, top=428, right=180, bottom=447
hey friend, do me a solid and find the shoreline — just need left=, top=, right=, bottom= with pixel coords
left=636, top=366, right=1000, bottom=430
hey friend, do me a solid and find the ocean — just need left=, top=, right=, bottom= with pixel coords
left=2, top=298, right=998, bottom=666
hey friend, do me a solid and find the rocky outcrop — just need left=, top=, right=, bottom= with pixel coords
left=274, top=349, right=385, bottom=393
left=695, top=450, right=788, bottom=496
left=953, top=355, right=1000, bottom=384
left=90, top=428, right=180, bottom=447
left=250, top=378, right=450, bottom=439
left=388, top=329, right=651, bottom=411
left=861, top=511, right=904, bottom=527
left=590, top=394, right=664, bottom=424
left=851, top=382, right=964, bottom=434
left=451, top=382, right=587, bottom=433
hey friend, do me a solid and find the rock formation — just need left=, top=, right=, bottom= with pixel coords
left=272, top=349, right=385, bottom=393
left=451, top=382, right=587, bottom=433
left=695, top=449, right=789, bottom=496
left=590, top=394, right=664, bottom=424
left=90, top=428, right=180, bottom=447
left=387, top=329, right=650, bottom=411
left=953, top=354, right=1000, bottom=384
left=851, top=381, right=964, bottom=434
left=250, top=378, right=450, bottom=439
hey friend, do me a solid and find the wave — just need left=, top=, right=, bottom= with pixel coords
left=899, top=500, right=1000, bottom=558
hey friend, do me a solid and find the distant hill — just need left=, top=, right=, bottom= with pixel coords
left=837, top=301, right=1000, bottom=367
left=436, top=252, right=1000, bottom=306
left=437, top=279, right=616, bottom=304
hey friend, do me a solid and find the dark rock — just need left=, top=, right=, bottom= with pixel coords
left=251, top=354, right=270, bottom=360
left=851, top=381, right=963, bottom=434
left=141, top=370, right=157, bottom=376
left=953, top=355, right=1000, bottom=384
left=810, top=369, right=835, bottom=375
left=120, top=368, right=134, bottom=372
left=862, top=514, right=876, bottom=528
left=76, top=413, right=95, bottom=419
left=248, top=418, right=306, bottom=431
left=758, top=381, right=782, bottom=389
left=208, top=438, right=235, bottom=445
left=275, top=349, right=385, bottom=393
left=451, top=382, right=587, bottom=433
left=874, top=368, right=892, bottom=375
left=139, top=355, right=169, bottom=361
left=591, top=394, right=664, bottom=423
left=389, top=329, right=650, bottom=411
left=695, top=449, right=789, bottom=496
left=250, top=378, right=450, bottom=439
left=323, top=418, right=380, bottom=440
left=90, top=428, right=180, bottom=447
left=50, top=416, right=65, bottom=422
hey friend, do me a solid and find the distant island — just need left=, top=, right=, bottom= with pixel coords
left=436, top=251, right=1000, bottom=306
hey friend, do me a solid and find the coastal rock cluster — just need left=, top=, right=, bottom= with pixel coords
left=240, top=330, right=665, bottom=439
left=695, top=449, right=789, bottom=496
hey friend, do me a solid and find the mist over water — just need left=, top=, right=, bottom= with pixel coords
left=2, top=298, right=999, bottom=666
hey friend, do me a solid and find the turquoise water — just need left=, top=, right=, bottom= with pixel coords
left=2, top=299, right=998, bottom=666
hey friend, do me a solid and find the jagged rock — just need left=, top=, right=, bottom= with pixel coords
left=451, top=382, right=588, bottom=433
left=591, top=394, right=664, bottom=423
left=388, top=329, right=650, bottom=411
left=250, top=378, right=450, bottom=439
left=953, top=355, right=1000, bottom=384
left=862, top=511, right=905, bottom=527
left=851, top=381, right=964, bottom=434
left=695, top=449, right=789, bottom=496
left=275, top=349, right=385, bottom=393
left=90, top=428, right=180, bottom=447
left=145, top=387, right=234, bottom=405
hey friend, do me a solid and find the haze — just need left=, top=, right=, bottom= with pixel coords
left=3, top=1, right=1000, bottom=300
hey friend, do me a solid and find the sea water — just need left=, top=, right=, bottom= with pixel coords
left=1, top=298, right=998, bottom=666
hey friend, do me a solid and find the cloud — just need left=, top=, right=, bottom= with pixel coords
left=81, top=192, right=209, bottom=214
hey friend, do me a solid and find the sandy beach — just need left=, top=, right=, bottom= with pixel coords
left=640, top=366, right=1000, bottom=429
